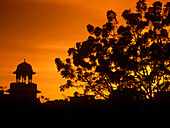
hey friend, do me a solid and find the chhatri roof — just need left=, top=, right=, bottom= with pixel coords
left=13, top=60, right=35, bottom=75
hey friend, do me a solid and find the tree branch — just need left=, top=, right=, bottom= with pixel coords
left=84, top=77, right=108, bottom=99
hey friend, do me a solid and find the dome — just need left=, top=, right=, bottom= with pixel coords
left=13, top=60, right=35, bottom=83
left=13, top=61, right=35, bottom=75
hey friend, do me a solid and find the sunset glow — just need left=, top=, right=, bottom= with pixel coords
left=0, top=0, right=168, bottom=100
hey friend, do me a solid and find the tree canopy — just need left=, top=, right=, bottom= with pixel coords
left=55, top=0, right=170, bottom=100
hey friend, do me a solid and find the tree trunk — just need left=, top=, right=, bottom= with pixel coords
left=149, top=82, right=153, bottom=101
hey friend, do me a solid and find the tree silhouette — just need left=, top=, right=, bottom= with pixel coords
left=55, top=0, right=170, bottom=100
left=0, top=86, right=6, bottom=95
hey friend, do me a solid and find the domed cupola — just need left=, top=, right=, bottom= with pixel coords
left=13, top=59, right=35, bottom=83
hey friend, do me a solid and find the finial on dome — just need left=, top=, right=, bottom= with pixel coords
left=24, top=58, right=26, bottom=62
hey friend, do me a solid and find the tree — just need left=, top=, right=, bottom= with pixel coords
left=0, top=86, right=6, bottom=95
left=55, top=0, right=170, bottom=100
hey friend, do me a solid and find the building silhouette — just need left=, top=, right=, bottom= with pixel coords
left=6, top=60, right=41, bottom=103
left=0, top=60, right=170, bottom=113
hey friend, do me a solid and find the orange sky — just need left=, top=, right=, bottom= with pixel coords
left=0, top=0, right=168, bottom=100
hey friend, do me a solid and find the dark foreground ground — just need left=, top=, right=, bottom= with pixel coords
left=1, top=101, right=170, bottom=126
left=1, top=100, right=170, bottom=116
